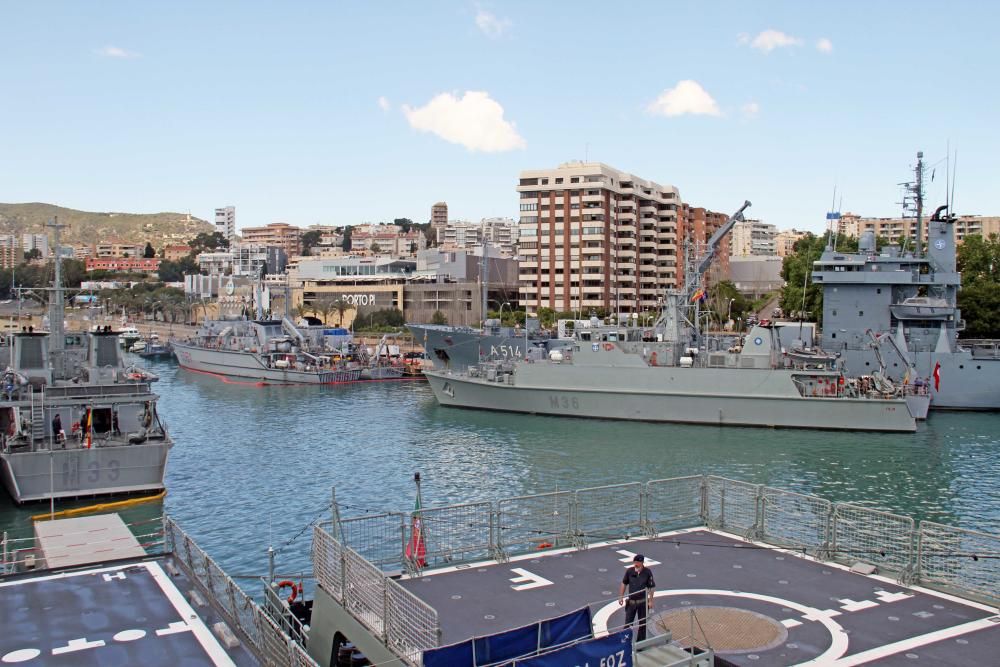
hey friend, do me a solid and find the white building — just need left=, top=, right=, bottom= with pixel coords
left=438, top=218, right=519, bottom=255
left=731, top=220, right=778, bottom=257
left=215, top=206, right=236, bottom=242
left=22, top=234, right=49, bottom=258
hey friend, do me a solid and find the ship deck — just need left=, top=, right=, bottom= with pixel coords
left=398, top=528, right=1000, bottom=666
left=0, top=556, right=259, bottom=666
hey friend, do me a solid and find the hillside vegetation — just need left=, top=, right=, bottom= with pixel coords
left=0, top=202, right=212, bottom=247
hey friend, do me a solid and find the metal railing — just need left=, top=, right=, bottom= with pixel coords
left=164, top=518, right=317, bottom=667
left=312, top=475, right=1000, bottom=666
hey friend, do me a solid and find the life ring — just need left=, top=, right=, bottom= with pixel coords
left=650, top=352, right=658, bottom=367
left=277, top=580, right=301, bottom=604
left=603, top=343, right=614, bottom=351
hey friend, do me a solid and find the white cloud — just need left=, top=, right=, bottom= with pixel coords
left=741, top=101, right=760, bottom=118
left=403, top=91, right=526, bottom=152
left=743, top=29, right=803, bottom=52
left=377, top=96, right=390, bottom=112
left=97, top=45, right=140, bottom=59
left=816, top=37, right=833, bottom=53
left=475, top=6, right=511, bottom=39
left=646, top=80, right=722, bottom=118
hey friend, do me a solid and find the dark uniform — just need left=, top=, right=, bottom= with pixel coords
left=622, top=560, right=655, bottom=640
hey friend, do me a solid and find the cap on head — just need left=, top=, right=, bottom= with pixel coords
left=633, top=554, right=645, bottom=563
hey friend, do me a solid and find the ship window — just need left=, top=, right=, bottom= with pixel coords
left=960, top=365, right=964, bottom=369
left=832, top=333, right=836, bottom=339
left=865, top=362, right=870, bottom=366
left=876, top=288, right=882, bottom=294
left=832, top=310, right=837, bottom=316
left=858, top=311, right=863, bottom=317
left=977, top=365, right=981, bottom=370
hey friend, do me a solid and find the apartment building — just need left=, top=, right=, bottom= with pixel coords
left=517, top=161, right=682, bottom=314
left=85, top=258, right=161, bottom=274
left=0, top=235, right=20, bottom=269
left=775, top=229, right=808, bottom=257
left=241, top=222, right=302, bottom=257
left=164, top=245, right=192, bottom=261
left=215, top=206, right=236, bottom=242
left=431, top=202, right=448, bottom=235
left=837, top=213, right=1000, bottom=245
left=731, top=220, right=778, bottom=257
left=438, top=218, right=518, bottom=255
left=94, top=241, right=143, bottom=258
left=21, top=234, right=49, bottom=259
left=677, top=205, right=730, bottom=288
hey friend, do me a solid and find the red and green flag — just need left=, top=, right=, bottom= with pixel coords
left=405, top=488, right=427, bottom=567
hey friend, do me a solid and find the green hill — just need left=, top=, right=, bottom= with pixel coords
left=0, top=202, right=213, bottom=248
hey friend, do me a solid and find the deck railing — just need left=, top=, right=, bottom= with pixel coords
left=163, top=517, right=317, bottom=667
left=312, top=475, right=1000, bottom=666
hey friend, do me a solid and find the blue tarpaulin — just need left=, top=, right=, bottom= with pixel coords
left=514, top=629, right=633, bottom=667
left=422, top=607, right=594, bottom=667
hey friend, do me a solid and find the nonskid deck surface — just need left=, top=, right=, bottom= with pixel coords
left=398, top=529, right=1000, bottom=666
left=0, top=558, right=258, bottom=666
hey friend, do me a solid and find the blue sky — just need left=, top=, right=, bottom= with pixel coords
left=2, top=1, right=997, bottom=233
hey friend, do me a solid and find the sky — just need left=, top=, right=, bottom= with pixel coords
left=1, top=1, right=998, bottom=234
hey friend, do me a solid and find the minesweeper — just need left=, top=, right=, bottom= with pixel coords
left=0, top=222, right=170, bottom=504
left=173, top=317, right=405, bottom=384
left=424, top=201, right=929, bottom=432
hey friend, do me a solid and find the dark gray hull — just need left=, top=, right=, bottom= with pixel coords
left=407, top=324, right=528, bottom=371
left=1, top=441, right=169, bottom=504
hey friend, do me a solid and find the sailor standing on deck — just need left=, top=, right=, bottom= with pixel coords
left=618, top=554, right=655, bottom=641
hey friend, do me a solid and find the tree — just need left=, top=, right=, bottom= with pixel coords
left=431, top=310, right=448, bottom=325
left=957, top=233, right=1000, bottom=283
left=143, top=242, right=156, bottom=258
left=157, top=256, right=199, bottom=282
left=342, top=226, right=352, bottom=252
left=708, top=280, right=747, bottom=326
left=189, top=232, right=229, bottom=254
left=301, top=230, right=323, bottom=256
left=332, top=298, right=355, bottom=326
left=24, top=248, right=42, bottom=261
left=370, top=242, right=382, bottom=254
left=394, top=218, right=415, bottom=232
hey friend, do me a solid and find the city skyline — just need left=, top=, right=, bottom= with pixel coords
left=2, top=2, right=998, bottom=233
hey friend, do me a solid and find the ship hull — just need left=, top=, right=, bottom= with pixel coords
left=1, top=441, right=170, bottom=504
left=172, top=341, right=363, bottom=384
left=424, top=365, right=917, bottom=432
left=839, top=349, right=1000, bottom=410
left=407, top=324, right=528, bottom=371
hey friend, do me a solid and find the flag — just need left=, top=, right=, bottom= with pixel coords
left=933, top=362, right=941, bottom=392
left=690, top=288, right=706, bottom=303
left=405, top=489, right=427, bottom=567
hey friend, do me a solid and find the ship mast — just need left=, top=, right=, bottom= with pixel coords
left=899, top=151, right=925, bottom=257
left=47, top=218, right=68, bottom=378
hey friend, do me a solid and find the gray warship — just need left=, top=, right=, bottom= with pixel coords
left=173, top=317, right=405, bottom=384
left=0, top=223, right=170, bottom=504
left=813, top=153, right=1000, bottom=409
left=424, top=202, right=929, bottom=432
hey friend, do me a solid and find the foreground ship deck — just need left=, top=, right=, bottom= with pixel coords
left=308, top=475, right=1000, bottom=666
left=398, top=529, right=999, bottom=665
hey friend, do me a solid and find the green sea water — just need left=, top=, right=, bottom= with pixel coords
left=2, top=357, right=998, bottom=581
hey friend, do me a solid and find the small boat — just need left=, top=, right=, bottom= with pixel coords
left=888, top=296, right=955, bottom=320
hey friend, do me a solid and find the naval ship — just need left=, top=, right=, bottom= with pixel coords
left=813, top=156, right=999, bottom=409
left=423, top=202, right=929, bottom=432
left=0, top=223, right=170, bottom=504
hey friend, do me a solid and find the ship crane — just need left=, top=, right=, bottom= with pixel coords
left=653, top=200, right=751, bottom=352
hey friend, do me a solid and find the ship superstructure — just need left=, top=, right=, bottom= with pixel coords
left=813, top=154, right=1000, bottom=409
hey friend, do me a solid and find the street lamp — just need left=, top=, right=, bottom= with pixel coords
left=727, top=298, right=736, bottom=330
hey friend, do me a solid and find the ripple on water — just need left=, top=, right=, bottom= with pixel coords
left=2, top=359, right=998, bottom=579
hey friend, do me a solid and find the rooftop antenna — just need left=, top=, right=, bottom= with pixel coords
left=46, top=217, right=68, bottom=377
left=950, top=150, right=958, bottom=216
left=828, top=185, right=838, bottom=251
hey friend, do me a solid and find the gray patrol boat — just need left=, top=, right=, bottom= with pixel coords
left=813, top=153, right=1000, bottom=409
left=424, top=202, right=929, bottom=432
left=0, top=223, right=170, bottom=504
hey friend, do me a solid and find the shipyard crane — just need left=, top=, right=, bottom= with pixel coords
left=691, top=200, right=752, bottom=291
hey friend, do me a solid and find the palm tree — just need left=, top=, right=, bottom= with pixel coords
left=316, top=296, right=337, bottom=325
left=332, top=298, right=355, bottom=326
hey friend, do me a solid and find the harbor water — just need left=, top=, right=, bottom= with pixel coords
left=2, top=357, right=999, bottom=584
